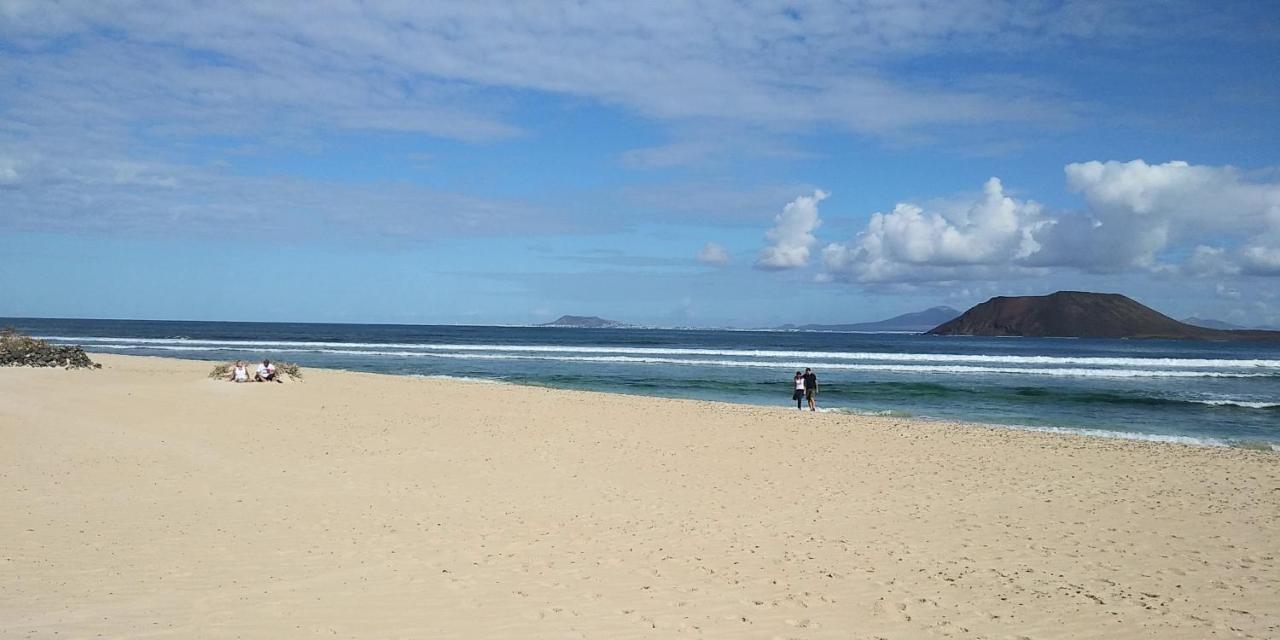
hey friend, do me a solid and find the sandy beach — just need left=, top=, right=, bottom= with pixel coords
left=1, top=353, right=1276, bottom=638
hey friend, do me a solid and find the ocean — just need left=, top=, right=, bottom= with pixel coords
left=8, top=317, right=1279, bottom=450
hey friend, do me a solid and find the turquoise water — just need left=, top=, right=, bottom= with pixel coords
left=8, top=317, right=1278, bottom=449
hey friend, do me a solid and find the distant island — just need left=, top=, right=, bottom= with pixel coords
left=928, top=291, right=1280, bottom=341
left=1183, top=316, right=1244, bottom=331
left=778, top=306, right=960, bottom=333
left=1183, top=316, right=1278, bottom=331
left=538, top=315, right=629, bottom=329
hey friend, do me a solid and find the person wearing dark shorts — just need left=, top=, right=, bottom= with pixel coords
left=792, top=371, right=805, bottom=409
left=803, top=367, right=818, bottom=411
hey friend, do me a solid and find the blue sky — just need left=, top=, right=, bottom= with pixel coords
left=2, top=1, right=1279, bottom=327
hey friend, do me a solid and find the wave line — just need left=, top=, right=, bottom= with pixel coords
left=44, top=336, right=1280, bottom=369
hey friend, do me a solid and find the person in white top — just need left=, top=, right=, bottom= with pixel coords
left=792, top=371, right=806, bottom=410
left=229, top=360, right=249, bottom=383
left=255, top=359, right=277, bottom=382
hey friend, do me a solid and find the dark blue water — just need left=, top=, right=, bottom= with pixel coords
left=7, top=317, right=1279, bottom=449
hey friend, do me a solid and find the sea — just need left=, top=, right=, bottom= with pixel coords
left=7, top=317, right=1279, bottom=450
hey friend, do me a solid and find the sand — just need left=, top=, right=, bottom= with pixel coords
left=1, top=353, right=1276, bottom=639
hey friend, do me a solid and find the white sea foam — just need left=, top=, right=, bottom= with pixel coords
left=44, top=336, right=1280, bottom=369
left=987, top=424, right=1233, bottom=447
left=78, top=343, right=1275, bottom=378
left=816, top=407, right=909, bottom=417
left=1189, top=399, right=1280, bottom=409
left=412, top=374, right=510, bottom=385
left=79, top=344, right=228, bottom=352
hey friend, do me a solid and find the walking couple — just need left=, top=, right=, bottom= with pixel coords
left=792, top=368, right=818, bottom=411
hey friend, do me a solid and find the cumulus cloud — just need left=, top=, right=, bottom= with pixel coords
left=822, top=178, right=1044, bottom=282
left=824, top=160, right=1280, bottom=284
left=1029, top=160, right=1280, bottom=271
left=1066, top=160, right=1278, bottom=223
left=696, top=242, right=731, bottom=266
left=1029, top=160, right=1280, bottom=272
left=757, top=190, right=828, bottom=270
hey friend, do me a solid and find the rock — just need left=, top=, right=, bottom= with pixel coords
left=0, top=330, right=99, bottom=370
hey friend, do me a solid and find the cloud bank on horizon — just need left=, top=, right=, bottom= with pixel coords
left=1, top=1, right=1278, bottom=325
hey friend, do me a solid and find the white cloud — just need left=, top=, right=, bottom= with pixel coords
left=756, top=190, right=828, bottom=270
left=1215, top=283, right=1242, bottom=300
left=1241, top=245, right=1280, bottom=276
left=0, top=156, right=18, bottom=185
left=1031, top=160, right=1280, bottom=272
left=0, top=152, right=559, bottom=239
left=1, top=0, right=1163, bottom=158
left=1065, top=160, right=1278, bottom=224
left=621, top=142, right=720, bottom=169
left=823, top=178, right=1044, bottom=282
left=696, top=242, right=730, bottom=266
left=0, top=5, right=1273, bottom=243
left=824, top=160, right=1280, bottom=284
left=1183, top=246, right=1240, bottom=277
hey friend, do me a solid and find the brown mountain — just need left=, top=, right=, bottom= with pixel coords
left=927, top=291, right=1280, bottom=341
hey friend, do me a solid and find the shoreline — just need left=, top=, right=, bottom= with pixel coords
left=4, top=352, right=1277, bottom=638
left=105, top=351, right=1280, bottom=453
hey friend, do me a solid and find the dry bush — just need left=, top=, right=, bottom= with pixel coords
left=275, top=361, right=304, bottom=380
left=1, top=327, right=47, bottom=352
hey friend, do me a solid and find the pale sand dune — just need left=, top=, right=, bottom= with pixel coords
left=1, top=354, right=1276, bottom=639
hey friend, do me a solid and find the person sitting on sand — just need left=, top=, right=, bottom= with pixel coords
left=793, top=371, right=805, bottom=410
left=229, top=360, right=249, bottom=383
left=255, top=359, right=276, bottom=382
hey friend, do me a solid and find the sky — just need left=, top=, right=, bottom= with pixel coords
left=2, top=1, right=1279, bottom=327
